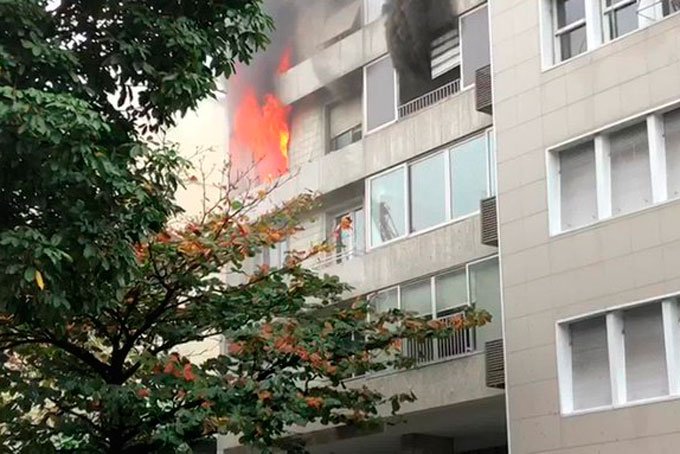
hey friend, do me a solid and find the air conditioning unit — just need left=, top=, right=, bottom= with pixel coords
left=485, top=338, right=505, bottom=389
left=475, top=64, right=493, bottom=114
left=480, top=196, right=498, bottom=247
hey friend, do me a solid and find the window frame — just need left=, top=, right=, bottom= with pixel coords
left=363, top=54, right=399, bottom=135
left=557, top=295, right=680, bottom=415
left=329, top=123, right=363, bottom=152
left=601, top=0, right=639, bottom=40
left=459, top=4, right=491, bottom=89
left=551, top=0, right=589, bottom=63
left=542, top=0, right=677, bottom=68
left=547, top=104, right=680, bottom=236
left=366, top=130, right=493, bottom=249
left=371, top=255, right=498, bottom=320
left=331, top=205, right=365, bottom=263
left=363, top=0, right=386, bottom=25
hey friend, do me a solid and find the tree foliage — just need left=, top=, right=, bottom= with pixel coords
left=0, top=1, right=491, bottom=452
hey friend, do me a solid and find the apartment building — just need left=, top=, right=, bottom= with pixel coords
left=492, top=0, right=680, bottom=453
left=219, top=0, right=505, bottom=453
left=206, top=0, right=680, bottom=453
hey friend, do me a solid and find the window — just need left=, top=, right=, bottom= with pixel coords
left=369, top=167, right=406, bottom=247
left=364, top=56, right=397, bottom=132
left=435, top=269, right=468, bottom=314
left=332, top=207, right=365, bottom=263
left=367, top=132, right=493, bottom=248
left=664, top=108, right=680, bottom=198
left=261, top=241, right=288, bottom=268
left=460, top=5, right=491, bottom=87
left=570, top=316, right=612, bottom=410
left=451, top=136, right=489, bottom=218
left=559, top=142, right=598, bottom=230
left=550, top=107, right=680, bottom=234
left=663, top=0, right=680, bottom=16
left=330, top=125, right=362, bottom=152
left=623, top=304, right=668, bottom=401
left=328, top=94, right=362, bottom=152
left=609, top=122, right=652, bottom=215
left=371, top=287, right=398, bottom=314
left=410, top=153, right=447, bottom=232
left=554, top=0, right=588, bottom=62
left=401, top=279, right=432, bottom=317
left=364, top=0, right=387, bottom=24
left=544, top=0, right=678, bottom=65
left=558, top=298, right=680, bottom=413
left=603, top=0, right=638, bottom=39
left=370, top=256, right=500, bottom=363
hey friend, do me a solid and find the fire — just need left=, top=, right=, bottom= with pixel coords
left=277, top=48, right=292, bottom=75
left=229, top=51, right=293, bottom=183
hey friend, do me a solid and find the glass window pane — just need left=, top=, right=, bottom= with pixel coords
left=559, top=25, right=587, bottom=61
left=560, top=142, right=598, bottom=230
left=410, top=153, right=447, bottom=232
left=607, top=3, right=638, bottom=39
left=365, top=57, right=396, bottom=131
left=370, top=167, right=406, bottom=246
left=372, top=287, right=398, bottom=313
left=487, top=129, right=497, bottom=196
left=401, top=279, right=432, bottom=317
left=451, top=136, right=488, bottom=218
left=663, top=0, right=680, bottom=16
left=354, top=208, right=365, bottom=253
left=435, top=269, right=468, bottom=313
left=610, top=122, right=652, bottom=216
left=664, top=108, right=680, bottom=198
left=624, top=304, right=669, bottom=402
left=364, top=0, right=387, bottom=24
left=470, top=258, right=501, bottom=309
left=469, top=258, right=502, bottom=345
left=570, top=316, right=612, bottom=411
left=461, top=6, right=491, bottom=87
left=557, top=0, right=586, bottom=27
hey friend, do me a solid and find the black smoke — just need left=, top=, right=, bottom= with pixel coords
left=384, top=0, right=456, bottom=81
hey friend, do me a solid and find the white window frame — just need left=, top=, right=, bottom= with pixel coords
left=363, top=0, right=386, bottom=25
left=366, top=130, right=494, bottom=249
left=557, top=295, right=680, bottom=415
left=330, top=205, right=365, bottom=262
left=542, top=0, right=676, bottom=68
left=372, top=255, right=498, bottom=319
left=363, top=54, right=399, bottom=136
left=458, top=4, right=491, bottom=89
left=552, top=0, right=589, bottom=63
left=547, top=106, right=676, bottom=236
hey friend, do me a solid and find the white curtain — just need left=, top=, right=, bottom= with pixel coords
left=610, top=122, right=652, bottom=215
left=571, top=316, right=612, bottom=410
left=560, top=142, right=597, bottom=230
left=624, top=304, right=669, bottom=401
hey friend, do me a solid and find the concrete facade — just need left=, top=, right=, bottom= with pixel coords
left=491, top=1, right=680, bottom=453
left=218, top=0, right=505, bottom=453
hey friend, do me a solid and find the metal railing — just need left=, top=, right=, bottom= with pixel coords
left=398, top=79, right=462, bottom=119
left=403, top=311, right=475, bottom=365
left=312, top=247, right=364, bottom=270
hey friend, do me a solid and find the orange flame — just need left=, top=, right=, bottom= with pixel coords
left=231, top=88, right=291, bottom=183
left=229, top=49, right=293, bottom=183
left=277, top=48, right=292, bottom=75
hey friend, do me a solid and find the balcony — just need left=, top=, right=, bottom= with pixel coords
left=403, top=310, right=475, bottom=365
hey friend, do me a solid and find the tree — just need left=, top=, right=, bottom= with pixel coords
left=0, top=1, right=491, bottom=452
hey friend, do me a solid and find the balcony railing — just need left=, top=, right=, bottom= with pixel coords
left=312, top=247, right=364, bottom=270
left=398, top=79, right=461, bottom=119
left=403, top=310, right=475, bottom=365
